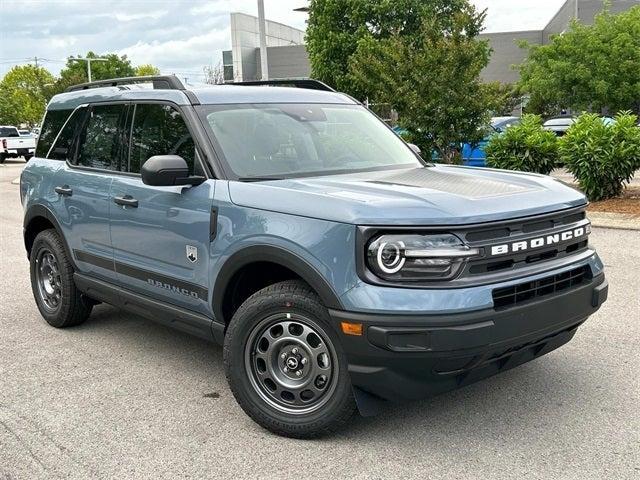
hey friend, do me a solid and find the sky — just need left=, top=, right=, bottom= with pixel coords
left=0, top=0, right=570, bottom=80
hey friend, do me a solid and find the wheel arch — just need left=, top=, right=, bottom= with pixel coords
left=23, top=204, right=75, bottom=268
left=213, top=245, right=344, bottom=327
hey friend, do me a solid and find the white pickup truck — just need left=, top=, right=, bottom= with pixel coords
left=0, top=126, right=36, bottom=163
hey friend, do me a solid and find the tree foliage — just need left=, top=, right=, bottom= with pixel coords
left=485, top=114, right=559, bottom=175
left=345, top=2, right=491, bottom=162
left=306, top=0, right=477, bottom=99
left=560, top=112, right=640, bottom=200
left=135, top=64, right=160, bottom=76
left=58, top=52, right=137, bottom=89
left=518, top=6, right=640, bottom=115
left=0, top=65, right=56, bottom=127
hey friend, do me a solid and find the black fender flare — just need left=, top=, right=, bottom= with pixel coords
left=212, top=244, right=344, bottom=324
left=23, top=203, right=76, bottom=268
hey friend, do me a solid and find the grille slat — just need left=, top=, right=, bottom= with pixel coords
left=492, top=266, right=590, bottom=309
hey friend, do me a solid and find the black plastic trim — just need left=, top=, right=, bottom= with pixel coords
left=212, top=245, right=344, bottom=323
left=65, top=75, right=186, bottom=92
left=227, top=79, right=336, bottom=92
left=73, top=273, right=221, bottom=343
left=210, top=207, right=218, bottom=241
left=23, top=204, right=76, bottom=268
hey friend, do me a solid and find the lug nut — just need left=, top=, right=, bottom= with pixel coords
left=292, top=348, right=299, bottom=355
left=281, top=352, right=287, bottom=359
left=295, top=370, right=302, bottom=376
left=301, top=358, right=307, bottom=365
left=283, top=367, right=288, bottom=373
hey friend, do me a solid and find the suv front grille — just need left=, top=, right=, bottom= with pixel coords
left=492, top=265, right=590, bottom=309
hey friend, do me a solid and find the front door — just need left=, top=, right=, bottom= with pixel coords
left=109, top=103, right=214, bottom=316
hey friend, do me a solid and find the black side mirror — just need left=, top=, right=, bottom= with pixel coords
left=407, top=143, right=421, bottom=155
left=141, top=155, right=205, bottom=187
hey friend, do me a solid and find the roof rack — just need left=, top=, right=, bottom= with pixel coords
left=227, top=79, right=336, bottom=92
left=65, top=75, right=186, bottom=93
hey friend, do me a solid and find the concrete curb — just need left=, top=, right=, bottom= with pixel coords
left=589, top=211, right=640, bottom=231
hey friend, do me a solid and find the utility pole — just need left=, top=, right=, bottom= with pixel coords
left=257, top=0, right=269, bottom=80
left=69, top=57, right=108, bottom=82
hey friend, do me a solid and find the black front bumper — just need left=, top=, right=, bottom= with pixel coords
left=329, top=274, right=607, bottom=404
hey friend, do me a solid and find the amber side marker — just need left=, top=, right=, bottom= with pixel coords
left=341, top=321, right=363, bottom=336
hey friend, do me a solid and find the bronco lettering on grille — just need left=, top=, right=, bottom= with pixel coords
left=490, top=225, right=589, bottom=256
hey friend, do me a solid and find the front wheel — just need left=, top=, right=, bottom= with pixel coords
left=224, top=280, right=356, bottom=438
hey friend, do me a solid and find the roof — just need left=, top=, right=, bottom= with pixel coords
left=48, top=83, right=356, bottom=111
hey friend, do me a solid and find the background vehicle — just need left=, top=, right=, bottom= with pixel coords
left=21, top=76, right=607, bottom=438
left=19, top=129, right=33, bottom=137
left=542, top=116, right=575, bottom=136
left=462, top=116, right=521, bottom=167
left=0, top=125, right=36, bottom=163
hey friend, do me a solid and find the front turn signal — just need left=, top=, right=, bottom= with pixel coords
left=341, top=321, right=363, bottom=336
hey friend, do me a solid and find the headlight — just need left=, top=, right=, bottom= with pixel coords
left=366, top=234, right=480, bottom=282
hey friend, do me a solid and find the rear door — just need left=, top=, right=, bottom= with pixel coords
left=49, top=104, right=127, bottom=283
left=109, top=102, right=214, bottom=316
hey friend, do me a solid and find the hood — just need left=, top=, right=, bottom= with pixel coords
left=228, top=165, right=587, bottom=226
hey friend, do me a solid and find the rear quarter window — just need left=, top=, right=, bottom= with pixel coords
left=35, top=110, right=73, bottom=158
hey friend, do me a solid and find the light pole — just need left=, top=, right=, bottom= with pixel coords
left=257, top=0, right=269, bottom=80
left=69, top=57, right=108, bottom=82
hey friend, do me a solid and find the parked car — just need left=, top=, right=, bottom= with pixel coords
left=542, top=116, right=575, bottom=136
left=461, top=116, right=521, bottom=167
left=0, top=125, right=36, bottom=163
left=21, top=76, right=607, bottom=438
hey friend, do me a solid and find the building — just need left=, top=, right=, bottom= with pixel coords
left=222, top=0, right=638, bottom=86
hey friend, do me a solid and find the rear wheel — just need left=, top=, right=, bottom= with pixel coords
left=0, top=154, right=5, bottom=164
left=224, top=280, right=355, bottom=438
left=30, top=229, right=92, bottom=328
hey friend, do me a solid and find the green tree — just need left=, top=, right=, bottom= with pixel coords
left=58, top=52, right=136, bottom=89
left=306, top=0, right=476, bottom=99
left=135, top=64, right=161, bottom=76
left=518, top=5, right=640, bottom=115
left=0, top=65, right=56, bottom=127
left=347, top=4, right=491, bottom=162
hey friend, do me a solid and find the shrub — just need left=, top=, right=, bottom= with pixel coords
left=560, top=112, right=640, bottom=201
left=485, top=114, right=558, bottom=174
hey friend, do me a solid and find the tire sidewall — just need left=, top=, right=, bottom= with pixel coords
left=224, top=286, right=354, bottom=433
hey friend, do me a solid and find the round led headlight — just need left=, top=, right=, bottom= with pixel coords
left=366, top=233, right=480, bottom=282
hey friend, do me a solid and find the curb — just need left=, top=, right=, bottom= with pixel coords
left=588, top=211, right=640, bottom=231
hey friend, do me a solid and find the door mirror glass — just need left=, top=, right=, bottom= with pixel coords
left=141, top=155, right=204, bottom=186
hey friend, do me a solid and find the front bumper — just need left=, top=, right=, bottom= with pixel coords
left=329, top=273, right=607, bottom=404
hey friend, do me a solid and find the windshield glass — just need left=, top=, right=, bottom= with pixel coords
left=200, top=103, right=422, bottom=179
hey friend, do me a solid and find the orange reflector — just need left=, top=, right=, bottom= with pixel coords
left=341, top=321, right=363, bottom=336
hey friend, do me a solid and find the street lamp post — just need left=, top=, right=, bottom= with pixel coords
left=69, top=57, right=108, bottom=82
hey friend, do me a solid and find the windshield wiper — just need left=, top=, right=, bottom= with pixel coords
left=237, top=176, right=285, bottom=182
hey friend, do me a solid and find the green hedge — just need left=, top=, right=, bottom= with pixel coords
left=485, top=114, right=558, bottom=175
left=560, top=112, right=640, bottom=201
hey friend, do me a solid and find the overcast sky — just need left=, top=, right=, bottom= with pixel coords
left=0, top=0, right=569, bottom=80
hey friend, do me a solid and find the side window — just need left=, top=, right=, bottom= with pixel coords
left=35, top=109, right=71, bottom=158
left=128, top=104, right=196, bottom=174
left=48, top=107, right=86, bottom=161
left=76, top=104, right=127, bottom=171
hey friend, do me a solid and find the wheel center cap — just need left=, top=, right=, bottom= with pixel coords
left=285, top=356, right=299, bottom=370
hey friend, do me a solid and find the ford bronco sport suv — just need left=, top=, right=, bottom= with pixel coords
left=21, top=76, right=608, bottom=438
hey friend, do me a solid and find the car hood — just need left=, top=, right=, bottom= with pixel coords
left=228, top=165, right=586, bottom=226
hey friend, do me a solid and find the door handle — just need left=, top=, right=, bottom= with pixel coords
left=113, top=195, right=139, bottom=208
left=54, top=185, right=73, bottom=196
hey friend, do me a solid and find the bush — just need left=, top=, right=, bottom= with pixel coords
left=485, top=114, right=558, bottom=174
left=560, top=112, right=640, bottom=201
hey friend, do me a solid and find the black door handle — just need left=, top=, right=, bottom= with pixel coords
left=113, top=195, right=138, bottom=208
left=54, top=185, right=73, bottom=196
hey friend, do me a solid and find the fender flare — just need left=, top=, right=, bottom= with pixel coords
left=23, top=203, right=76, bottom=268
left=212, top=244, right=344, bottom=324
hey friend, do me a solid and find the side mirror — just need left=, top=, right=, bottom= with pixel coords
left=408, top=143, right=421, bottom=155
left=141, top=155, right=205, bottom=187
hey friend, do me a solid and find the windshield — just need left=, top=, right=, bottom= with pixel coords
left=199, top=103, right=422, bottom=179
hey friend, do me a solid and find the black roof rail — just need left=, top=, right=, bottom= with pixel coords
left=65, top=75, right=186, bottom=93
left=227, top=79, right=336, bottom=92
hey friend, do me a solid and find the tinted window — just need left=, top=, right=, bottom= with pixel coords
left=129, top=104, right=195, bottom=174
left=36, top=110, right=71, bottom=157
left=48, top=108, right=86, bottom=161
left=76, top=104, right=127, bottom=171
left=0, top=127, right=20, bottom=137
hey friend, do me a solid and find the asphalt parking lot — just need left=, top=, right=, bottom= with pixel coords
left=1, top=159, right=638, bottom=480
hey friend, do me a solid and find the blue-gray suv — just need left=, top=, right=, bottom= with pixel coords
left=21, top=76, right=608, bottom=438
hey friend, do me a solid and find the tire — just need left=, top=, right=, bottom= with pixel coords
left=29, top=229, right=92, bottom=328
left=23, top=155, right=33, bottom=162
left=0, top=154, right=6, bottom=164
left=224, top=280, right=356, bottom=438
